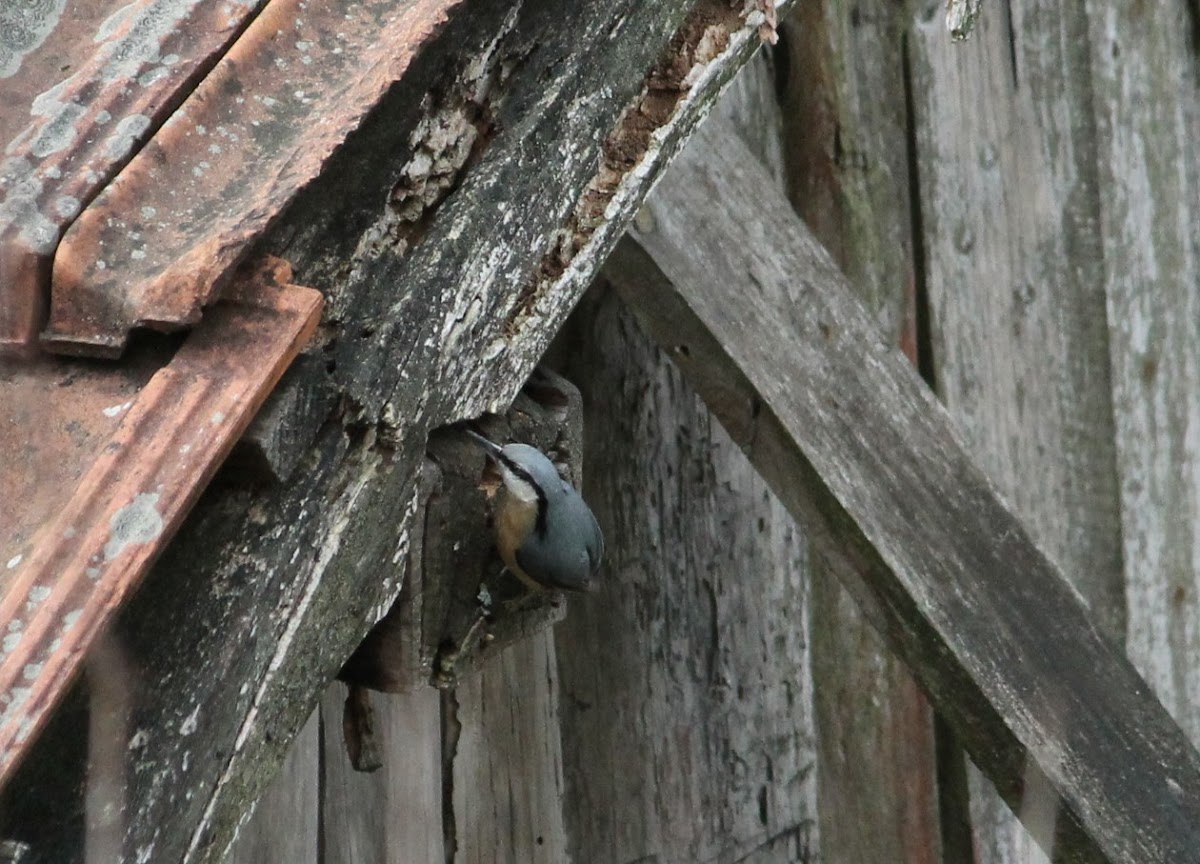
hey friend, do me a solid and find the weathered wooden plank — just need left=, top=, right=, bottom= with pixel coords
left=776, top=6, right=944, bottom=861
left=551, top=286, right=819, bottom=862
left=0, top=3, right=797, bottom=861
left=450, top=631, right=569, bottom=864
left=547, top=52, right=819, bottom=864
left=909, top=4, right=1126, bottom=861
left=606, top=117, right=1200, bottom=864
left=225, top=711, right=319, bottom=864
left=1086, top=1, right=1200, bottom=739
left=320, top=683, right=444, bottom=863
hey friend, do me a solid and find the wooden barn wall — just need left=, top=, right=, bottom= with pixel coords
left=228, top=54, right=827, bottom=864
left=229, top=2, right=1200, bottom=861
left=909, top=1, right=1200, bottom=862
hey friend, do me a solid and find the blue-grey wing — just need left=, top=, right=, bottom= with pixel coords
left=516, top=489, right=603, bottom=592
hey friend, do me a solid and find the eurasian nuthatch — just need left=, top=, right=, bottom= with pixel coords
left=466, top=430, right=604, bottom=592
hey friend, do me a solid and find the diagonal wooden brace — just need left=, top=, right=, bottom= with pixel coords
left=605, top=117, right=1200, bottom=864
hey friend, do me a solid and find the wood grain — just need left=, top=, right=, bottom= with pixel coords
left=777, top=6, right=944, bottom=861
left=0, top=4, right=796, bottom=861
left=225, top=712, right=319, bottom=864
left=554, top=281, right=819, bottom=864
left=607, top=116, right=1200, bottom=864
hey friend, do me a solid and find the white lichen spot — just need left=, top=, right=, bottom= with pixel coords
left=208, top=143, right=222, bottom=155
left=179, top=703, right=200, bottom=736
left=44, top=165, right=62, bottom=179
left=136, top=844, right=154, bottom=864
left=106, top=113, right=151, bottom=160
left=102, top=400, right=132, bottom=417
left=162, top=53, right=180, bottom=66
left=259, top=95, right=278, bottom=108
left=30, top=100, right=86, bottom=158
left=295, top=40, right=312, bottom=52
left=131, top=248, right=146, bottom=260
left=140, top=205, right=157, bottom=220
left=7, top=620, right=21, bottom=633
left=103, top=492, right=163, bottom=561
left=210, top=411, right=226, bottom=424
left=62, top=609, right=82, bottom=631
left=6, top=554, right=21, bottom=570
left=2, top=632, right=21, bottom=654
left=14, top=718, right=35, bottom=744
left=128, top=728, right=150, bottom=750
left=179, top=443, right=192, bottom=454
left=22, top=663, right=42, bottom=681
left=86, top=567, right=101, bottom=580
left=94, top=3, right=135, bottom=43
left=63, top=525, right=77, bottom=539
left=96, top=259, right=107, bottom=270
left=138, top=66, right=169, bottom=88
left=27, top=585, right=51, bottom=606
left=54, top=194, right=80, bottom=219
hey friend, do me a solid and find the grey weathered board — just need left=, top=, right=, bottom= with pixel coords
left=605, top=117, right=1200, bottom=863
left=910, top=3, right=1200, bottom=861
left=909, top=6, right=1126, bottom=863
left=0, top=3, right=796, bottom=862
left=776, top=7, right=944, bottom=862
left=551, top=281, right=819, bottom=863
left=318, top=683, right=444, bottom=863
left=546, top=51, right=820, bottom=864
left=1085, top=0, right=1200, bottom=743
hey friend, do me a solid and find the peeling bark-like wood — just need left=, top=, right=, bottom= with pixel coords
left=552, top=279, right=819, bottom=864
left=777, top=7, right=943, bottom=862
left=607, top=117, right=1200, bottom=864
left=2, top=3, right=796, bottom=860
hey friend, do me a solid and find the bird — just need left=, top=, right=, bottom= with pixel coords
left=465, top=429, right=604, bottom=592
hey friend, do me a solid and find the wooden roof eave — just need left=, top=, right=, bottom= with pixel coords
left=1, top=0, right=787, bottom=860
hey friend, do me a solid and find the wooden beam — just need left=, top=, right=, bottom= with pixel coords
left=0, top=3, right=796, bottom=862
left=604, top=117, right=1200, bottom=864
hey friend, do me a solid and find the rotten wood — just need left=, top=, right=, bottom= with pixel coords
left=605, top=117, right=1200, bottom=864
left=0, top=3, right=795, bottom=861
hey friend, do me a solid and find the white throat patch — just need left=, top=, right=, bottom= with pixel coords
left=499, top=464, right=540, bottom=504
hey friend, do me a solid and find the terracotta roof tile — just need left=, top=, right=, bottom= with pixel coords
left=0, top=0, right=266, bottom=353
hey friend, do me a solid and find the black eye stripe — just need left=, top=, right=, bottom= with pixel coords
left=495, top=453, right=549, bottom=533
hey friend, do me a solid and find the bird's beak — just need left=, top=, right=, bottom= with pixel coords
left=465, top=428, right=505, bottom=460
